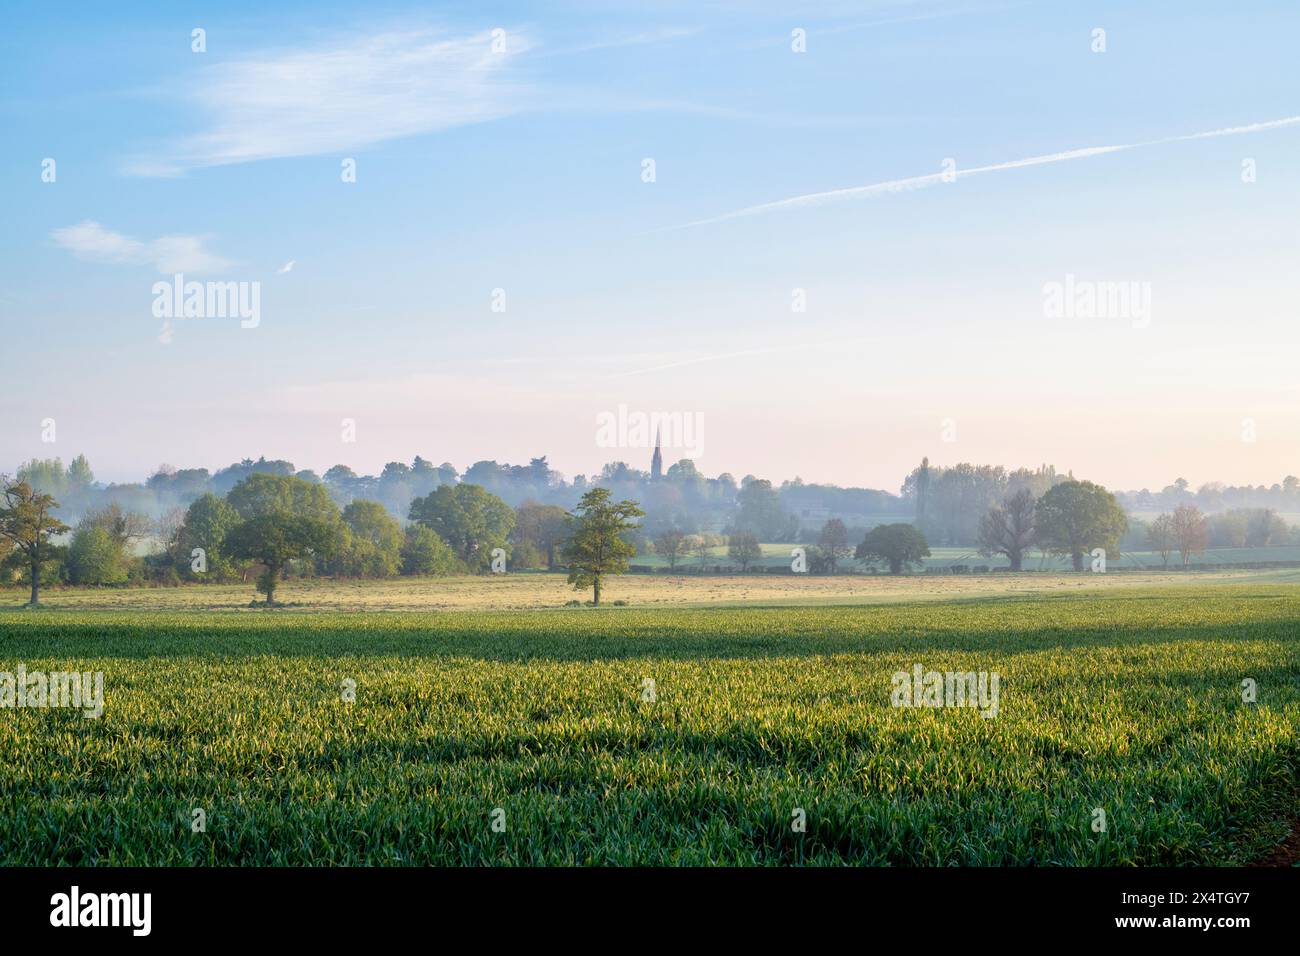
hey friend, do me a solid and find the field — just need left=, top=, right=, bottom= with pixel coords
left=636, top=541, right=1300, bottom=571
left=15, top=565, right=1300, bottom=612
left=1, top=574, right=1298, bottom=865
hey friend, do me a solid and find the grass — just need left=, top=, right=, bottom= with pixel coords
left=14, top=566, right=1300, bottom=612
left=0, top=581, right=1297, bottom=865
left=637, top=541, right=1300, bottom=570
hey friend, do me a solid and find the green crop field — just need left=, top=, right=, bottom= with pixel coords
left=1, top=580, right=1297, bottom=865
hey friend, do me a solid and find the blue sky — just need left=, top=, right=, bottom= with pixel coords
left=4, top=0, right=1300, bottom=490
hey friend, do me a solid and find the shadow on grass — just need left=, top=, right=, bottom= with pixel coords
left=1, top=595, right=1298, bottom=663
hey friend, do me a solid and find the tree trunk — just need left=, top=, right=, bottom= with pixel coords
left=1072, top=551, right=1084, bottom=571
left=1009, top=552, right=1022, bottom=572
left=29, top=555, right=39, bottom=605
left=263, top=562, right=279, bottom=605
left=592, top=577, right=601, bottom=607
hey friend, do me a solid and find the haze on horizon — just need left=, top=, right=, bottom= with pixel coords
left=4, top=1, right=1299, bottom=494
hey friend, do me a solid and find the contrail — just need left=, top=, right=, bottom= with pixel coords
left=677, top=115, right=1300, bottom=229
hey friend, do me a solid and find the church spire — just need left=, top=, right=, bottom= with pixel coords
left=651, top=426, right=663, bottom=480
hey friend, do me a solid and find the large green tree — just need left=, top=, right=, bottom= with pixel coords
left=855, top=523, right=930, bottom=574
left=1034, top=480, right=1127, bottom=571
left=0, top=479, right=70, bottom=605
left=563, top=488, right=643, bottom=606
left=223, top=474, right=343, bottom=603
left=408, top=483, right=514, bottom=571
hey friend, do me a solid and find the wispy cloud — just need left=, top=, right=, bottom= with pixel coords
left=677, top=115, right=1300, bottom=228
left=278, top=260, right=296, bottom=274
left=51, top=220, right=233, bottom=273
left=125, top=28, right=533, bottom=176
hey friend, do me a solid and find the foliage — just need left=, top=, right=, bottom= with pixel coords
left=177, top=493, right=241, bottom=580
left=727, top=532, right=762, bottom=571
left=400, top=525, right=462, bottom=576
left=336, top=500, right=404, bottom=577
left=977, top=488, right=1037, bottom=571
left=408, top=484, right=514, bottom=572
left=816, top=519, right=851, bottom=573
left=0, top=479, right=71, bottom=604
left=734, top=479, right=795, bottom=541
left=563, top=488, right=643, bottom=605
left=653, top=529, right=686, bottom=570
left=511, top=501, right=569, bottom=570
left=855, top=523, right=930, bottom=574
left=1034, top=480, right=1128, bottom=571
left=66, top=525, right=129, bottom=585
left=223, top=474, right=344, bottom=602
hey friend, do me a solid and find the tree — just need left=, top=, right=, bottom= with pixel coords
left=1147, top=513, right=1175, bottom=567
left=914, top=456, right=931, bottom=527
left=654, top=529, right=686, bottom=570
left=177, top=493, right=241, bottom=579
left=82, top=503, right=150, bottom=550
left=337, top=500, right=404, bottom=577
left=224, top=513, right=337, bottom=604
left=1033, top=480, right=1127, bottom=571
left=512, top=501, right=570, bottom=570
left=1209, top=510, right=1249, bottom=548
left=223, top=474, right=343, bottom=603
left=67, top=454, right=95, bottom=490
left=977, top=489, right=1037, bottom=571
left=562, top=488, right=643, bottom=606
left=400, top=525, right=461, bottom=575
left=1170, top=504, right=1208, bottom=567
left=817, top=518, right=851, bottom=573
left=1247, top=507, right=1286, bottom=547
left=735, top=479, right=790, bottom=541
left=408, top=484, right=514, bottom=572
left=689, top=534, right=714, bottom=573
left=67, top=525, right=128, bottom=585
left=227, top=472, right=340, bottom=525
left=727, top=532, right=762, bottom=571
left=154, top=506, right=187, bottom=565
left=855, top=523, right=930, bottom=574
left=0, top=479, right=71, bottom=605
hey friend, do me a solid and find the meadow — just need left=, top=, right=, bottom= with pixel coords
left=635, top=541, right=1300, bottom=571
left=0, top=575, right=1297, bottom=865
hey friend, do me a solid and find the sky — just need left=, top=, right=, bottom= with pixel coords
left=3, top=0, right=1300, bottom=492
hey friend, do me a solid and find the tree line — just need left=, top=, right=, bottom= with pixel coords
left=0, top=472, right=643, bottom=607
